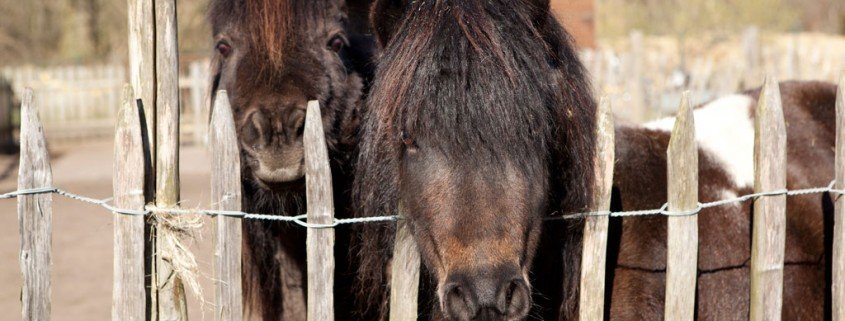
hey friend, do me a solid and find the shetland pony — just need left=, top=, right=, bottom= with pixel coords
left=353, top=0, right=595, bottom=319
left=208, top=0, right=374, bottom=319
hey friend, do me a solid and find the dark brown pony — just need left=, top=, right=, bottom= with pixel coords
left=353, top=0, right=595, bottom=319
left=354, top=0, right=834, bottom=320
left=208, top=0, right=374, bottom=319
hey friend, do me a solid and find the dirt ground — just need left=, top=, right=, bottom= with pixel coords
left=0, top=140, right=219, bottom=320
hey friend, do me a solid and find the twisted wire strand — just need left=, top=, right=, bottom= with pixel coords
left=3, top=180, right=843, bottom=228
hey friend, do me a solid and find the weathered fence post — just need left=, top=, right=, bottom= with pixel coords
left=18, top=88, right=53, bottom=321
left=113, top=85, right=147, bottom=321
left=832, top=74, right=845, bottom=321
left=389, top=204, right=421, bottom=321
left=664, top=92, right=698, bottom=320
left=210, top=91, right=244, bottom=321
left=153, top=0, right=189, bottom=319
left=750, top=77, right=787, bottom=321
left=578, top=96, right=614, bottom=321
left=305, top=100, right=335, bottom=321
left=127, top=0, right=156, bottom=318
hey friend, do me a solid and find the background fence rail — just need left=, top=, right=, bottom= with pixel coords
left=0, top=61, right=209, bottom=144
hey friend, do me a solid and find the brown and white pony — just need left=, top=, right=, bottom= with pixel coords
left=604, top=81, right=834, bottom=320
left=207, top=0, right=374, bottom=319
left=353, top=0, right=833, bottom=320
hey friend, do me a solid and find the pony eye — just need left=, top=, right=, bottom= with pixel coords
left=216, top=42, right=232, bottom=57
left=327, top=36, right=345, bottom=53
left=401, top=131, right=418, bottom=152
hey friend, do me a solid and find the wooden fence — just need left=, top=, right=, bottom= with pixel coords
left=583, top=28, right=845, bottom=123
left=0, top=61, right=209, bottom=144
left=12, top=75, right=845, bottom=320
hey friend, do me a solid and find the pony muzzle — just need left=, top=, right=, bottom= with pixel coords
left=440, top=269, right=531, bottom=320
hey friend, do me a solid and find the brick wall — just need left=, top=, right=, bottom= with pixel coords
left=551, top=0, right=596, bottom=48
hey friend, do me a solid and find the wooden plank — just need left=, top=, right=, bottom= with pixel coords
left=578, top=96, right=615, bottom=321
left=750, top=77, right=787, bottom=321
left=832, top=74, right=845, bottom=321
left=209, top=91, right=244, bottom=321
left=305, top=100, right=335, bottom=321
left=112, top=85, right=147, bottom=321
left=664, top=92, right=699, bottom=320
left=389, top=205, right=421, bottom=321
left=153, top=0, right=187, bottom=320
left=18, top=88, right=53, bottom=321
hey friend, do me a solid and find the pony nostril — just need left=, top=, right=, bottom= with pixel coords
left=443, top=283, right=476, bottom=320
left=242, top=110, right=270, bottom=148
left=498, top=278, right=530, bottom=318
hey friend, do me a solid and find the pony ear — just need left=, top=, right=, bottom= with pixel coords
left=528, top=0, right=551, bottom=20
left=529, top=0, right=550, bottom=9
left=369, top=0, right=407, bottom=46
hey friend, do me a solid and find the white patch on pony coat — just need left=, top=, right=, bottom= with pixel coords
left=720, top=190, right=741, bottom=208
left=644, top=94, right=755, bottom=188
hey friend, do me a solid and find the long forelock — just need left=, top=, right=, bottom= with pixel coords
left=210, top=0, right=340, bottom=67
left=371, top=0, right=557, bottom=170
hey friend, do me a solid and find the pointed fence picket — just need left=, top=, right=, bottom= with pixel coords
left=112, top=85, right=146, bottom=321
left=305, top=100, right=336, bottom=321
left=578, top=97, right=614, bottom=321
left=18, top=88, right=53, bottom=321
left=750, top=77, right=788, bottom=321
left=664, top=92, right=699, bottom=321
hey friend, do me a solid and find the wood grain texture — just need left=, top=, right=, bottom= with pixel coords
left=750, top=77, right=787, bottom=321
left=389, top=207, right=421, bottom=321
left=18, top=88, right=53, bottom=321
left=127, top=0, right=155, bottom=160
left=210, top=91, right=244, bottom=321
left=112, top=85, right=147, bottom=321
left=304, top=100, right=335, bottom=321
left=127, top=0, right=156, bottom=318
left=154, top=0, right=187, bottom=320
left=578, top=97, right=614, bottom=321
left=664, top=92, right=699, bottom=321
left=154, top=0, right=180, bottom=206
left=832, top=75, right=845, bottom=321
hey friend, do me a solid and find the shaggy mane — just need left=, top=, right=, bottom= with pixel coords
left=353, top=0, right=597, bottom=317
